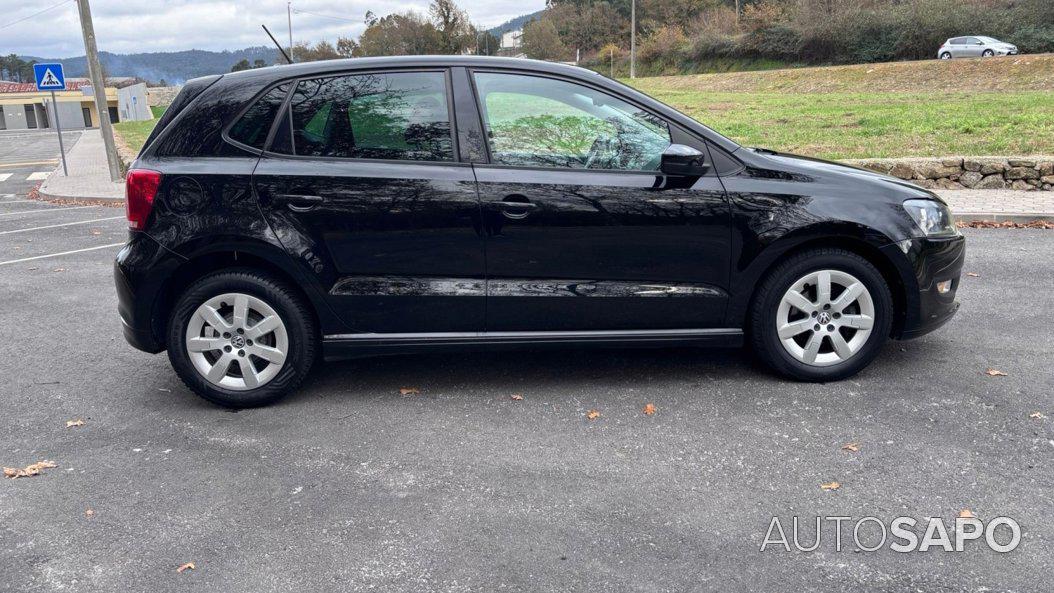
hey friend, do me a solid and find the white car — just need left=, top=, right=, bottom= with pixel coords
left=938, top=36, right=1019, bottom=59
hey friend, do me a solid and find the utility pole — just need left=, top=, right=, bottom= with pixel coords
left=287, top=2, right=293, bottom=60
left=630, top=0, right=636, bottom=79
left=76, top=0, right=121, bottom=183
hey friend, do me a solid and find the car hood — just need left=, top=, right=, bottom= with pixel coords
left=737, top=147, right=943, bottom=202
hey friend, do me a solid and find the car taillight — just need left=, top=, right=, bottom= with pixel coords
left=125, top=169, right=161, bottom=230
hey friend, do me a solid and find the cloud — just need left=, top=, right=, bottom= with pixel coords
left=4, top=0, right=543, bottom=58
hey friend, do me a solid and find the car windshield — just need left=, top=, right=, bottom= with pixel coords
left=976, top=36, right=1000, bottom=43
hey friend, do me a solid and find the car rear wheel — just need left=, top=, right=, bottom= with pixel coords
left=749, top=248, right=893, bottom=382
left=166, top=269, right=317, bottom=408
left=940, top=52, right=952, bottom=59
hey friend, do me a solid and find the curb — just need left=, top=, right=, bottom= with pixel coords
left=953, top=212, right=1054, bottom=224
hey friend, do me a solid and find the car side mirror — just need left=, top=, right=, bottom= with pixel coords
left=660, top=144, right=709, bottom=177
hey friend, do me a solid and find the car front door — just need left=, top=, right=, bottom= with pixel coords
left=964, top=37, right=984, bottom=57
left=251, top=70, right=485, bottom=334
left=468, top=71, right=731, bottom=332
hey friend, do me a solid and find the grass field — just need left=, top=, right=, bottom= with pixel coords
left=112, top=105, right=166, bottom=154
left=628, top=54, right=1054, bottom=159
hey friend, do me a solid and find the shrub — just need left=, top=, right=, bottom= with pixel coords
left=1006, top=26, right=1054, bottom=54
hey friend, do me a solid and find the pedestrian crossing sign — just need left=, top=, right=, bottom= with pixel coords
left=34, top=63, right=66, bottom=91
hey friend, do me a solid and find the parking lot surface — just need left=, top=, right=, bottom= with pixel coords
left=0, top=139, right=1052, bottom=592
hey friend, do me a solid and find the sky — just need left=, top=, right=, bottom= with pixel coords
left=1, top=0, right=544, bottom=58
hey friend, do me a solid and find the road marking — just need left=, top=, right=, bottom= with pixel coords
left=0, top=216, right=124, bottom=235
left=0, top=160, right=58, bottom=169
left=26, top=172, right=50, bottom=181
left=0, top=174, right=11, bottom=182
left=0, top=242, right=125, bottom=266
left=0, top=205, right=96, bottom=217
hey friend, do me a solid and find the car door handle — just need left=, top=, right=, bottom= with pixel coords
left=275, top=194, right=325, bottom=211
left=488, top=196, right=537, bottom=220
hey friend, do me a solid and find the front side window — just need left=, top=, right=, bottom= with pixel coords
left=473, top=72, right=671, bottom=171
left=281, top=71, right=453, bottom=161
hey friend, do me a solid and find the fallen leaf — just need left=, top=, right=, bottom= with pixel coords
left=586, top=409, right=601, bottom=420
left=85, top=509, right=95, bottom=518
left=399, top=387, right=420, bottom=395
left=820, top=481, right=841, bottom=491
left=176, top=562, right=195, bottom=573
left=3, top=460, right=57, bottom=479
left=642, top=403, right=656, bottom=415
left=959, top=509, right=976, bottom=519
left=966, top=272, right=979, bottom=277
left=510, top=394, right=524, bottom=401
left=157, top=387, right=171, bottom=393
left=90, top=229, right=102, bottom=236
left=841, top=442, right=860, bottom=452
left=66, top=419, right=85, bottom=428
left=958, top=219, right=1054, bottom=229
left=1030, top=411, right=1047, bottom=420
left=985, top=369, right=1008, bottom=377
left=52, top=268, right=66, bottom=272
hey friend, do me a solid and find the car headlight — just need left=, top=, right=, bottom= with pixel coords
left=903, top=199, right=957, bottom=236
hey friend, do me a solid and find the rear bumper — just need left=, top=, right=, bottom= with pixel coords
left=884, top=233, right=966, bottom=340
left=114, top=232, right=180, bottom=354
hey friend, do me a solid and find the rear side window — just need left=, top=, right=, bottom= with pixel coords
left=279, top=71, right=454, bottom=161
left=228, top=83, right=290, bottom=150
left=951, top=37, right=966, bottom=44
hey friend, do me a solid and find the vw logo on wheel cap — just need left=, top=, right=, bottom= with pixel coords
left=817, top=312, right=831, bottom=325
left=231, top=335, right=246, bottom=348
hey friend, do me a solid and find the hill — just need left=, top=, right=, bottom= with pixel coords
left=486, top=10, right=545, bottom=36
left=630, top=53, right=1054, bottom=94
left=20, top=47, right=281, bottom=84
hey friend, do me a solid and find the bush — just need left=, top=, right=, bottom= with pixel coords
left=1006, top=26, right=1054, bottom=54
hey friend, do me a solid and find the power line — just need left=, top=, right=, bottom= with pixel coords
left=291, top=9, right=359, bottom=24
left=0, top=0, right=74, bottom=31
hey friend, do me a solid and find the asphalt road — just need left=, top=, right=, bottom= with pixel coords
left=0, top=129, right=81, bottom=200
left=0, top=143, right=1052, bottom=592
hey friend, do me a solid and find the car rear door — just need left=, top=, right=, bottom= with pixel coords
left=466, top=70, right=731, bottom=332
left=250, top=69, right=486, bottom=334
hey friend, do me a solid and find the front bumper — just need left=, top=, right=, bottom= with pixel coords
left=882, top=233, right=966, bottom=340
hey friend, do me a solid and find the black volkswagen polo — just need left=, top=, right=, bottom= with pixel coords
left=115, top=56, right=964, bottom=408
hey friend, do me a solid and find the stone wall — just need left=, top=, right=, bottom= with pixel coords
left=844, top=157, right=1054, bottom=191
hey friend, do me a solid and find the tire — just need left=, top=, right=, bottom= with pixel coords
left=982, top=49, right=994, bottom=57
left=940, top=52, right=952, bottom=60
left=166, top=269, right=317, bottom=408
left=749, top=248, right=893, bottom=382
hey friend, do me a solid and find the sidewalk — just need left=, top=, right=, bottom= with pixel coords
left=935, top=189, right=1054, bottom=223
left=38, top=129, right=124, bottom=201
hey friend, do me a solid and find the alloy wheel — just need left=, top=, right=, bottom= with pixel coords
left=185, top=293, right=289, bottom=390
left=775, top=270, right=875, bottom=367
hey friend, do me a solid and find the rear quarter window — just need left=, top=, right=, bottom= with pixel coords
left=227, top=84, right=291, bottom=150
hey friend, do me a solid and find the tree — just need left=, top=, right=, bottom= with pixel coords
left=477, top=30, right=501, bottom=55
left=291, top=40, right=342, bottom=62
left=522, top=18, right=569, bottom=61
left=231, top=58, right=251, bottom=72
left=252, top=59, right=268, bottom=68
left=336, top=36, right=359, bottom=57
left=430, top=0, right=474, bottom=54
left=358, top=11, right=441, bottom=56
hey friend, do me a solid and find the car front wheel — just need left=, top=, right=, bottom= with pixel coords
left=166, top=269, right=317, bottom=408
left=982, top=49, right=994, bottom=57
left=749, top=248, right=893, bottom=382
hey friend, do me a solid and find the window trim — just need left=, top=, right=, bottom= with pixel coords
left=467, top=68, right=711, bottom=175
left=249, top=67, right=462, bottom=165
left=221, top=82, right=295, bottom=155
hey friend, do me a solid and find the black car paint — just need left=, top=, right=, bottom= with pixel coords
left=115, top=55, right=963, bottom=357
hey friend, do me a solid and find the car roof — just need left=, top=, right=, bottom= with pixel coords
left=212, top=55, right=605, bottom=85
